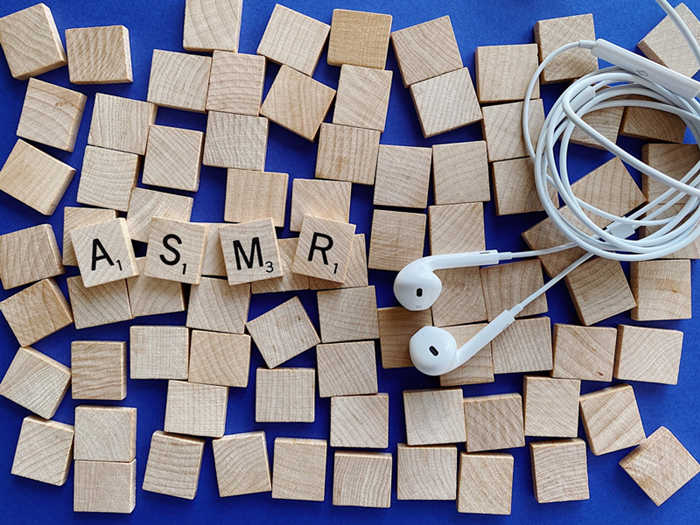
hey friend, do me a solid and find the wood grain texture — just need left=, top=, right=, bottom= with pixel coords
left=183, top=0, right=242, bottom=52
left=74, top=405, right=136, bottom=462
left=397, top=444, right=457, bottom=500
left=143, top=125, right=203, bottom=192
left=127, top=257, right=185, bottom=318
left=0, top=224, right=63, bottom=290
left=203, top=111, right=268, bottom=170
left=66, top=25, right=133, bottom=84
left=333, top=64, right=392, bottom=131
left=377, top=306, right=432, bottom=368
left=475, top=44, right=540, bottom=103
left=212, top=431, right=271, bottom=497
left=463, top=393, right=524, bottom=452
left=144, top=218, right=207, bottom=285
left=368, top=209, right=426, bottom=272
left=293, top=216, right=356, bottom=282
left=530, top=439, right=589, bottom=503
left=74, top=459, right=136, bottom=514
left=458, top=453, right=513, bottom=514
left=317, top=341, right=378, bottom=398
left=431, top=268, right=487, bottom=327
left=77, top=145, right=139, bottom=212
left=255, top=368, right=315, bottom=423
left=129, top=325, right=189, bottom=380
left=164, top=380, right=228, bottom=438
left=552, top=324, right=617, bottom=381
left=290, top=178, right=351, bottom=232
left=67, top=276, right=133, bottom=330
left=71, top=341, right=127, bottom=400
left=142, top=431, right=205, bottom=500
left=327, top=9, right=392, bottom=69
left=480, top=259, right=547, bottom=320
left=88, top=93, right=157, bottom=155
left=331, top=394, right=389, bottom=448
left=491, top=317, right=553, bottom=374
left=404, top=388, right=466, bottom=446
left=332, top=451, right=392, bottom=508
left=570, top=105, right=624, bottom=149
left=207, top=51, right=265, bottom=115
left=482, top=99, right=544, bottom=162
left=614, top=324, right=683, bottom=385
left=620, top=104, right=686, bottom=143
left=315, top=123, right=380, bottom=185
left=631, top=260, right=691, bottom=321
left=429, top=203, right=485, bottom=255
left=272, top=438, right=327, bottom=501
left=63, top=207, right=116, bottom=266
left=147, top=49, right=211, bottom=112
left=309, top=233, right=368, bottom=291
left=225, top=169, right=288, bottom=227
left=187, top=277, right=250, bottom=334
left=374, top=145, right=432, bottom=208
left=126, top=187, right=194, bottom=243
left=432, top=141, right=490, bottom=204
left=492, top=158, right=557, bottom=215
left=439, top=323, right=494, bottom=387
left=534, top=14, right=597, bottom=83
left=523, top=376, right=580, bottom=438
left=220, top=218, right=283, bottom=285
left=317, top=286, right=379, bottom=343
left=252, top=238, right=310, bottom=294
left=188, top=330, right=250, bottom=388
left=11, top=416, right=73, bottom=486
left=200, top=223, right=228, bottom=277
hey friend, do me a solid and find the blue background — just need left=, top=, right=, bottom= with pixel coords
left=1, top=0, right=699, bottom=522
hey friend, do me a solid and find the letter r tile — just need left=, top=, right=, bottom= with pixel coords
left=292, top=215, right=355, bottom=283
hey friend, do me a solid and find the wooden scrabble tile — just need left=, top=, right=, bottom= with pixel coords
left=247, top=297, right=319, bottom=368
left=331, top=394, right=388, bottom=448
left=480, top=259, right=547, bottom=320
left=126, top=187, right=194, bottom=243
left=0, top=224, right=63, bottom=290
left=328, top=9, right=392, bottom=69
left=88, top=93, right=157, bottom=155
left=143, top=431, right=205, bottom=500
left=463, top=394, right=524, bottom=452
left=293, top=216, right=356, bottom=282
left=261, top=65, right=336, bottom=141
left=142, top=125, right=203, bottom=192
left=187, top=277, right=250, bottom=334
left=429, top=203, right=485, bottom=255
left=272, top=438, right=327, bottom=501
left=619, top=426, right=700, bottom=506
left=77, top=146, right=139, bottom=212
left=315, top=123, right=380, bottom=185
left=11, top=416, right=73, bottom=486
left=524, top=376, right=580, bottom=438
left=189, top=330, right=250, bottom=387
left=615, top=324, right=683, bottom=384
left=74, top=405, right=136, bottom=462
left=144, top=218, right=207, bottom=285
left=127, top=257, right=185, bottom=318
left=374, top=145, right=432, bottom=208
left=147, top=50, right=212, bottom=112
left=475, top=44, right=540, bottom=103
left=439, top=323, right=494, bottom=387
left=255, top=368, right=315, bottom=422
left=552, top=324, right=617, bottom=381
left=332, top=451, right=392, bottom=508
left=71, top=218, right=138, bottom=287
left=63, top=207, right=117, bottom=266
left=397, top=444, right=457, bottom=500
left=491, top=317, right=552, bottom=374
left=432, top=141, right=490, bottom=204
left=290, top=178, right=351, bottom=232
left=200, top=223, right=227, bottom=277
left=534, top=14, right=598, bottom=84
left=0, top=3, right=66, bottom=79
left=638, top=3, right=700, bottom=77
left=0, top=279, right=72, bottom=346
left=0, top=347, right=70, bottom=419
left=164, top=380, right=228, bottom=437
left=333, top=65, right=392, bottom=131
left=580, top=384, right=645, bottom=456
left=220, top=219, right=283, bottom=285
left=391, top=16, right=462, bottom=86
left=642, top=143, right=700, bottom=205
left=213, top=432, right=271, bottom=497
left=257, top=4, right=330, bottom=75
left=308, top=234, right=368, bottom=291
left=130, top=326, right=189, bottom=380
left=492, top=158, right=556, bottom=215
left=317, top=286, right=379, bottom=343
left=67, top=277, right=133, bottom=329
left=410, top=68, right=482, bottom=138
left=317, top=341, right=378, bottom=398
left=530, top=439, right=589, bottom=503
left=0, top=139, right=75, bottom=216
left=74, top=459, right=136, bottom=513
left=404, top=389, right=466, bottom=445
left=224, top=169, right=288, bottom=227
left=482, top=99, right=545, bottom=162
left=65, top=25, right=133, bottom=84
left=17, top=78, right=86, bottom=152
left=620, top=105, right=686, bottom=143
left=203, top=111, right=268, bottom=170
left=252, top=238, right=310, bottom=294
left=377, top=306, right=432, bottom=368
left=71, top=341, right=127, bottom=400
left=431, top=268, right=487, bottom=327
left=570, top=106, right=624, bottom=149
left=184, top=0, right=242, bottom=52
left=207, top=51, right=265, bottom=115
left=631, top=260, right=691, bottom=321
left=368, top=209, right=426, bottom=272
left=457, top=453, right=513, bottom=514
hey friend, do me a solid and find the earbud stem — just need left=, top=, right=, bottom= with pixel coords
left=454, top=308, right=518, bottom=368
left=425, top=250, right=503, bottom=271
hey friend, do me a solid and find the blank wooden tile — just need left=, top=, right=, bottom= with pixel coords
left=431, top=268, right=487, bottom=327
left=272, top=438, right=327, bottom=501
left=67, top=277, right=133, bottom=330
left=463, top=394, right=524, bottom=452
left=530, top=439, right=589, bottom=503
left=77, top=145, right=139, bottom=212
left=432, top=141, right=490, bottom=205
left=142, top=125, right=203, bottom=192
left=317, top=341, right=377, bottom=398
left=11, top=416, right=73, bottom=486
left=620, top=103, right=686, bottom=143
left=130, top=326, right=189, bottom=380
left=429, top=203, right=485, bottom=255
left=126, top=187, right=194, bottom=243
left=184, top=0, right=242, bottom=52
left=213, top=431, right=271, bottom=497
left=0, top=139, right=75, bottom=216
left=410, top=68, right=482, bottom=138
left=187, top=277, right=250, bottom=334
left=524, top=376, right=580, bottom=438
left=492, top=317, right=552, bottom=374
left=127, top=257, right=185, bottom=318
left=66, top=25, right=133, bottom=84
left=331, top=394, right=388, bottom=449
left=224, top=169, right=287, bottom=227
left=492, top=158, right=556, bottom=215
left=71, top=341, right=127, bottom=400
left=482, top=99, right=545, bottom=162
left=552, top=324, right=617, bottom=381
left=404, top=389, right=466, bottom=445
left=220, top=218, right=283, bottom=285
left=315, top=123, right=380, bottom=185
left=631, top=260, right=691, bottom=321
left=0, top=279, right=72, bottom=346
left=147, top=50, right=212, bottom=112
left=317, top=286, right=379, bottom=343
left=203, top=111, right=268, bottom=170
left=458, top=453, right=513, bottom=514
left=397, top=444, right=457, bottom=500
left=207, top=51, right=265, bottom=116
left=480, top=259, right=547, bottom=320
left=534, top=14, right=598, bottom=84
left=261, top=65, right=336, bottom=141
left=74, top=459, right=136, bottom=514
left=332, top=451, right=392, bottom=508
left=189, top=330, right=250, bottom=387
left=570, top=105, right=624, bottom=149
left=290, top=179, right=351, bottom=232
left=17, top=78, right=86, bottom=151
left=247, top=297, right=319, bottom=368
left=619, top=426, right=700, bottom=506
left=0, top=346, right=70, bottom=420
left=391, top=16, right=462, bottom=87
left=328, top=9, right=392, bottom=69
left=88, top=93, right=157, bottom=155
left=439, top=323, right=494, bottom=387
left=143, top=431, right=205, bottom=500
left=257, top=4, right=329, bottom=75
left=293, top=216, right=356, bottom=282
left=580, top=384, right=645, bottom=456
left=368, top=209, right=426, bottom=272
left=144, top=218, right=207, bottom=285
left=374, top=145, right=432, bottom=208
left=0, top=224, right=63, bottom=290
left=74, top=405, right=136, bottom=462
left=255, top=368, right=315, bottom=423
left=333, top=65, right=392, bottom=131
left=200, top=223, right=227, bottom=277
left=164, top=380, right=228, bottom=437
left=63, top=207, right=117, bottom=266
left=377, top=306, right=432, bottom=368
left=252, top=238, right=310, bottom=294
left=615, top=324, right=683, bottom=384
left=0, top=3, right=66, bottom=79
left=475, top=44, right=540, bottom=103
left=308, top=233, right=368, bottom=291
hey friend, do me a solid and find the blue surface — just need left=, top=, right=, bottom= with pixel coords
left=1, top=0, right=699, bottom=522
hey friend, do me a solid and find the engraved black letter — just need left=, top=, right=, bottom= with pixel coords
left=160, top=234, right=182, bottom=266
left=233, top=237, right=263, bottom=270
left=91, top=238, right=114, bottom=271
left=308, top=233, right=333, bottom=265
